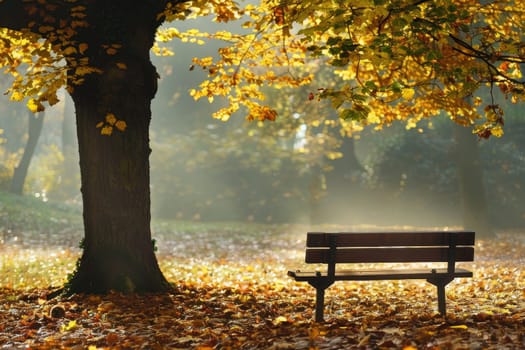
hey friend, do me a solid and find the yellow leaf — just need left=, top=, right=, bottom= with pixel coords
left=60, top=320, right=77, bottom=332
left=105, top=113, right=117, bottom=125
left=272, top=316, right=289, bottom=326
left=401, top=88, right=415, bottom=99
left=450, top=324, right=468, bottom=330
left=106, top=47, right=118, bottom=55
left=38, top=26, right=54, bottom=33
left=27, top=99, right=44, bottom=113
left=326, top=151, right=342, bottom=160
left=491, top=125, right=504, bottom=137
left=116, top=62, right=127, bottom=70
left=406, top=118, right=417, bottom=130
left=101, top=125, right=113, bottom=136
left=75, top=66, right=101, bottom=76
left=71, top=20, right=88, bottom=28
left=473, top=96, right=482, bottom=107
left=63, top=46, right=78, bottom=55
left=115, top=120, right=127, bottom=132
left=96, top=121, right=104, bottom=128
left=71, top=5, right=87, bottom=12
left=71, top=12, right=87, bottom=19
left=10, top=91, right=24, bottom=102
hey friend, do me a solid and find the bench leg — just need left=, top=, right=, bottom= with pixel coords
left=427, top=277, right=453, bottom=316
left=436, top=282, right=446, bottom=316
left=315, top=287, right=325, bottom=322
left=309, top=277, right=334, bottom=322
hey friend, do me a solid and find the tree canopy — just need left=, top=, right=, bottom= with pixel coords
left=178, top=0, right=525, bottom=138
left=2, top=0, right=525, bottom=137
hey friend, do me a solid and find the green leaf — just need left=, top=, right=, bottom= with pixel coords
left=340, top=108, right=367, bottom=122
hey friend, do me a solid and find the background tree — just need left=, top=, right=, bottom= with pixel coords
left=57, top=93, right=80, bottom=200
left=0, top=76, right=28, bottom=190
left=454, top=122, right=492, bottom=237
left=10, top=111, right=45, bottom=195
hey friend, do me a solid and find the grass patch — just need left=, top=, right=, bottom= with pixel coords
left=0, top=191, right=82, bottom=237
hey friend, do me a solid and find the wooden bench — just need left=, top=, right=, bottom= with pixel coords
left=288, top=231, right=475, bottom=322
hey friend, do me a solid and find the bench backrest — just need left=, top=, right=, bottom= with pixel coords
left=305, top=231, right=475, bottom=269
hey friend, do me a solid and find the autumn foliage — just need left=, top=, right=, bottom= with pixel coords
left=3, top=0, right=525, bottom=137
left=1, top=223, right=524, bottom=349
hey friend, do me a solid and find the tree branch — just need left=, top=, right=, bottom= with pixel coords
left=449, top=33, right=525, bottom=86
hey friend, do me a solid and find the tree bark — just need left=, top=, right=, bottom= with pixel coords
left=65, top=3, right=171, bottom=293
left=10, top=112, right=44, bottom=195
left=67, top=58, right=170, bottom=292
left=454, top=125, right=493, bottom=238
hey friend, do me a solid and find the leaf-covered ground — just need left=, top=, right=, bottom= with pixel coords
left=0, top=207, right=524, bottom=349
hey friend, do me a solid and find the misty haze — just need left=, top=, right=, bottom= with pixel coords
left=1, top=2, right=524, bottom=349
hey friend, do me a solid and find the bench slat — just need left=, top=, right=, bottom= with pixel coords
left=288, top=268, right=473, bottom=281
left=305, top=246, right=474, bottom=263
left=307, top=231, right=475, bottom=247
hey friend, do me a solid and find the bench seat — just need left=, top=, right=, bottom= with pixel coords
left=288, top=268, right=473, bottom=281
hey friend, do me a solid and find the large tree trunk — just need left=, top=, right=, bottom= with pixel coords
left=454, top=125, right=493, bottom=238
left=67, top=55, right=170, bottom=293
left=65, top=3, right=170, bottom=293
left=10, top=111, right=44, bottom=195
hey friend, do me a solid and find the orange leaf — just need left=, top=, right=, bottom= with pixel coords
left=79, top=43, right=88, bottom=54
left=100, top=125, right=113, bottom=136
left=115, top=120, right=127, bottom=132
left=105, top=113, right=117, bottom=125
